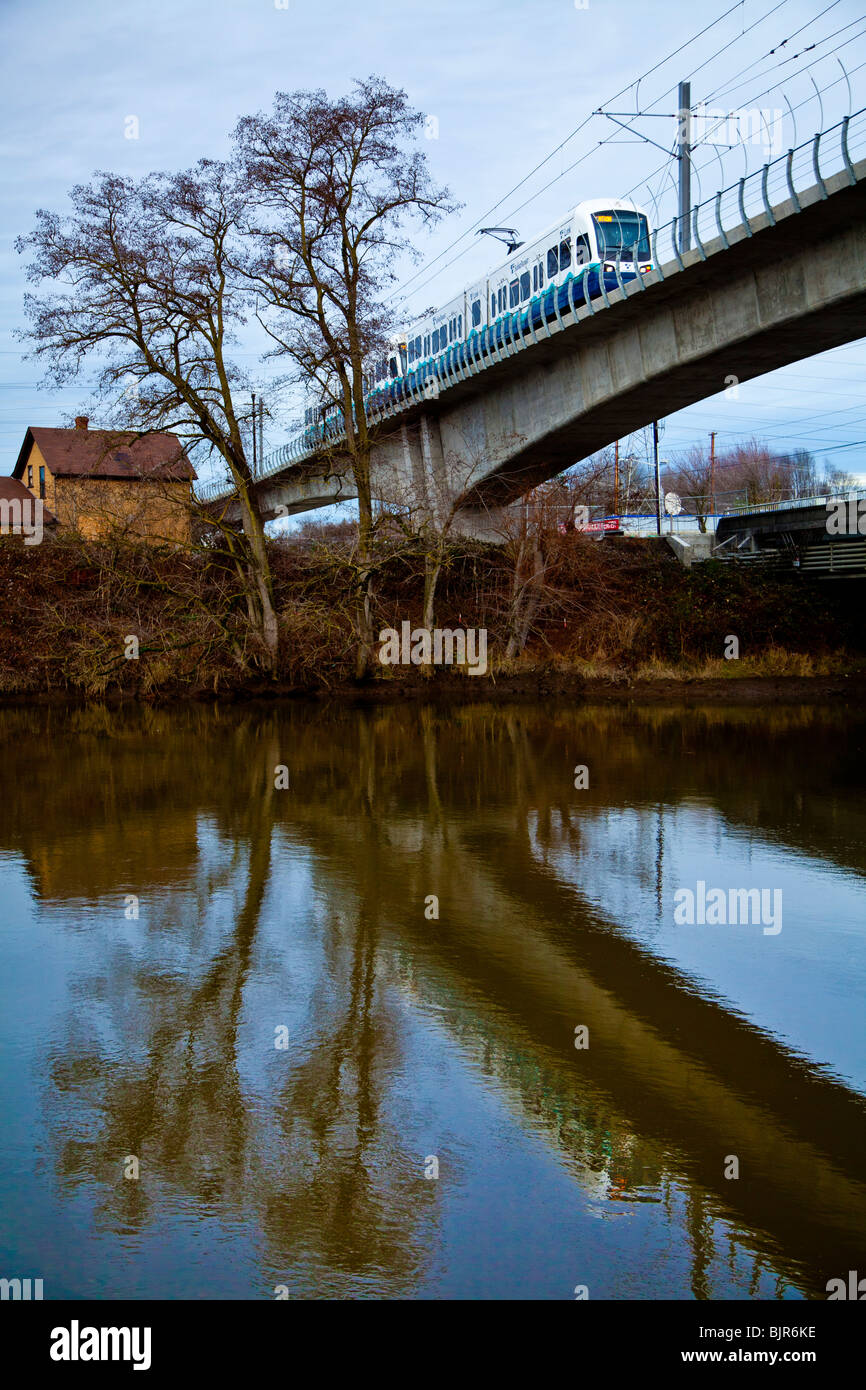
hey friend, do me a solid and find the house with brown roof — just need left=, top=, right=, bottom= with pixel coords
left=11, top=417, right=196, bottom=544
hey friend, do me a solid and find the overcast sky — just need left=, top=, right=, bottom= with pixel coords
left=2, top=0, right=865, bottom=501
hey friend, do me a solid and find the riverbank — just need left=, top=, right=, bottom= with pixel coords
left=1, top=530, right=863, bottom=705
left=5, top=665, right=865, bottom=710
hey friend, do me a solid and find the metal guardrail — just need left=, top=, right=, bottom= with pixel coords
left=196, top=108, right=866, bottom=507
left=718, top=487, right=866, bottom=518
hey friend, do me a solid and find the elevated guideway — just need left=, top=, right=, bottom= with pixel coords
left=200, top=114, right=866, bottom=540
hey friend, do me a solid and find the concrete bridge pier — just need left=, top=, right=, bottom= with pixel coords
left=374, top=412, right=516, bottom=543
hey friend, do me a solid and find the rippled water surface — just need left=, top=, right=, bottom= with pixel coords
left=0, top=700, right=864, bottom=1300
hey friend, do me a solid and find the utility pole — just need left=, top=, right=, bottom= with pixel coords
left=614, top=439, right=619, bottom=517
left=597, top=78, right=693, bottom=252
left=709, top=430, right=716, bottom=515
left=251, top=392, right=257, bottom=473
left=653, top=421, right=662, bottom=535
left=678, top=80, right=692, bottom=254
left=258, top=398, right=265, bottom=469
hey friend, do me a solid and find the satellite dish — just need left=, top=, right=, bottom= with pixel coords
left=664, top=491, right=683, bottom=516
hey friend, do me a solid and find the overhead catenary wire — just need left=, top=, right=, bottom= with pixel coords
left=387, top=0, right=757, bottom=308
left=390, top=0, right=815, bottom=312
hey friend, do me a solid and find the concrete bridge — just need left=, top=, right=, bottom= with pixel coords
left=203, top=114, right=866, bottom=540
left=704, top=489, right=866, bottom=576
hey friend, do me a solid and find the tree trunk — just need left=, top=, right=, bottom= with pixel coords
left=235, top=475, right=279, bottom=671
left=506, top=537, right=545, bottom=659
left=353, top=455, right=376, bottom=680
left=420, top=546, right=443, bottom=680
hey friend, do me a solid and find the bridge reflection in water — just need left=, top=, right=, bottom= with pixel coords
left=0, top=702, right=863, bottom=1299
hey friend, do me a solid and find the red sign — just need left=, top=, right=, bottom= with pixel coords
left=579, top=518, right=620, bottom=533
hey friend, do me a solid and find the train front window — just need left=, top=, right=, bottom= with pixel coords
left=592, top=211, right=650, bottom=260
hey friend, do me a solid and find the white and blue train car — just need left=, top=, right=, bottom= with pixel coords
left=306, top=197, right=652, bottom=431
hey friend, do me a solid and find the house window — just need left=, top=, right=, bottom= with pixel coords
left=39, top=466, right=45, bottom=500
left=27, top=465, right=33, bottom=489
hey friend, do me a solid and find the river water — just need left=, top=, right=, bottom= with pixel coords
left=0, top=700, right=864, bottom=1300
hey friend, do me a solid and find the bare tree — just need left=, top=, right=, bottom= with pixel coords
left=16, top=161, right=281, bottom=669
left=665, top=444, right=715, bottom=532
left=234, top=78, right=456, bottom=677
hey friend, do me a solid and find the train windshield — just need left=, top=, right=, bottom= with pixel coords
left=592, top=211, right=650, bottom=260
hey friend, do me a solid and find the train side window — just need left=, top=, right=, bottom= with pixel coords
left=491, top=294, right=496, bottom=317
left=458, top=314, right=462, bottom=337
left=574, top=235, right=591, bottom=266
left=520, top=271, right=530, bottom=301
left=560, top=239, right=572, bottom=271
left=432, top=328, right=439, bottom=353
left=532, top=265, right=538, bottom=292
left=388, top=357, right=397, bottom=378
left=509, top=279, right=519, bottom=308
left=547, top=247, right=559, bottom=278
left=474, top=300, right=482, bottom=327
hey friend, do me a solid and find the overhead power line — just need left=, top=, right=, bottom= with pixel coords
left=387, top=0, right=752, bottom=306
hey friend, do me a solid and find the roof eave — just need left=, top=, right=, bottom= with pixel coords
left=12, top=429, right=35, bottom=480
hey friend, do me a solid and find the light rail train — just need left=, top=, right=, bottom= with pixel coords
left=302, top=198, right=652, bottom=443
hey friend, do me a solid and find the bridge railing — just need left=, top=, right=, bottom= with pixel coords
left=717, top=487, right=866, bottom=519
left=649, top=107, right=865, bottom=277
left=196, top=107, right=866, bottom=508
